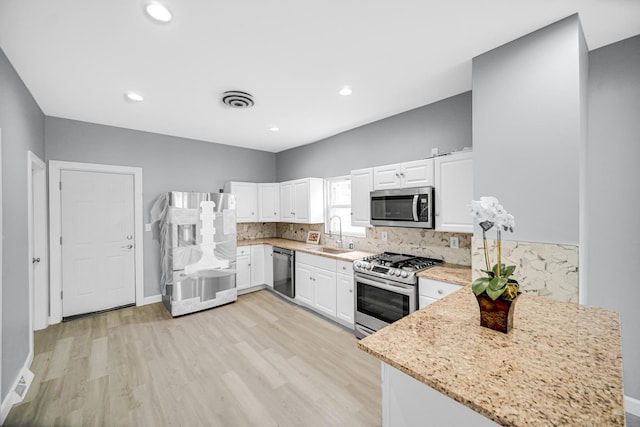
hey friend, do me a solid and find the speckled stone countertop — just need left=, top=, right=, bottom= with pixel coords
left=418, top=263, right=472, bottom=286
left=237, top=238, right=374, bottom=262
left=358, top=287, right=625, bottom=426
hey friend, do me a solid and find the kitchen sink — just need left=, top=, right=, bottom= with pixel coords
left=306, top=246, right=353, bottom=255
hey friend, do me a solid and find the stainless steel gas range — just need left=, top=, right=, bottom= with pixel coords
left=353, top=252, right=442, bottom=339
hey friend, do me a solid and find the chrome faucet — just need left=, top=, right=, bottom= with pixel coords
left=329, top=215, right=343, bottom=248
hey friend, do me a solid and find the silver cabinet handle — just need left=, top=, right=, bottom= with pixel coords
left=126, top=235, right=133, bottom=240
left=438, top=289, right=443, bottom=295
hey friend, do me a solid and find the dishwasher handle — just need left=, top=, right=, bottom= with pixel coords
left=273, top=246, right=294, bottom=256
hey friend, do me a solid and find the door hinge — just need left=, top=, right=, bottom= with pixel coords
left=61, top=291, right=63, bottom=300
left=60, top=236, right=63, bottom=245
left=59, top=181, right=62, bottom=190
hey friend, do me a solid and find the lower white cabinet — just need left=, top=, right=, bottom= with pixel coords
left=336, top=260, right=354, bottom=326
left=236, top=245, right=270, bottom=292
left=295, top=252, right=337, bottom=317
left=236, top=246, right=252, bottom=291
left=418, top=277, right=463, bottom=309
left=264, top=245, right=273, bottom=288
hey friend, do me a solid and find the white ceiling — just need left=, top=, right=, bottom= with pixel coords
left=1, top=1, right=639, bottom=153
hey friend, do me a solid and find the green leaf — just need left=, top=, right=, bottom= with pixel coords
left=472, top=277, right=491, bottom=296
left=502, top=265, right=516, bottom=278
left=480, top=269, right=495, bottom=277
left=488, top=276, right=508, bottom=291
left=486, top=284, right=506, bottom=300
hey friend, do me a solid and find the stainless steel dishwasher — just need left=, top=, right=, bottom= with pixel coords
left=272, top=247, right=295, bottom=298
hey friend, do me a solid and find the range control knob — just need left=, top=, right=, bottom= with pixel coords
left=366, top=264, right=373, bottom=270
left=401, top=271, right=409, bottom=278
left=388, top=269, right=395, bottom=276
left=355, top=261, right=361, bottom=268
left=395, top=270, right=402, bottom=277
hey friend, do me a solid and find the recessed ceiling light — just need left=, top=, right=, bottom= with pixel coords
left=146, top=3, right=172, bottom=22
left=125, top=92, right=144, bottom=102
left=339, top=86, right=353, bottom=96
left=269, top=126, right=280, bottom=132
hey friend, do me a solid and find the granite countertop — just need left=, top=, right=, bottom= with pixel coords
left=237, top=238, right=375, bottom=262
left=418, top=263, right=472, bottom=286
left=358, top=287, right=625, bottom=426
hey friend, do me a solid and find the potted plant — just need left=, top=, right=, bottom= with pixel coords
left=469, top=196, right=520, bottom=333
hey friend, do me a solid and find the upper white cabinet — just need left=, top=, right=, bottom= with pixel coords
left=279, top=178, right=324, bottom=223
left=373, top=159, right=434, bottom=190
left=350, top=168, right=373, bottom=227
left=434, top=151, right=473, bottom=233
left=258, top=183, right=280, bottom=222
left=224, top=181, right=257, bottom=223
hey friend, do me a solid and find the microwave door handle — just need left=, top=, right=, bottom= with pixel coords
left=412, top=195, right=419, bottom=221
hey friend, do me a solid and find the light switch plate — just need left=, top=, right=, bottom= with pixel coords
left=381, top=232, right=388, bottom=241
left=450, top=236, right=459, bottom=249
left=145, top=223, right=152, bottom=232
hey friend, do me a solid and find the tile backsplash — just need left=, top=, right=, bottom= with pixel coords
left=238, top=222, right=472, bottom=266
left=471, top=238, right=579, bottom=303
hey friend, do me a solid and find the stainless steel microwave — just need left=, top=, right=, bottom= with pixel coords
left=370, top=187, right=434, bottom=228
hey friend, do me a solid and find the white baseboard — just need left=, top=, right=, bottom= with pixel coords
left=0, top=359, right=34, bottom=425
left=626, top=395, right=640, bottom=417
left=143, top=294, right=163, bottom=305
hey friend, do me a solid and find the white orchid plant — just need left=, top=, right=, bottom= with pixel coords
left=469, top=196, right=519, bottom=301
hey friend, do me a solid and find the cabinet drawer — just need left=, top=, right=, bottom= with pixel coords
left=237, top=246, right=250, bottom=256
left=296, top=251, right=337, bottom=271
left=337, top=260, right=354, bottom=276
left=419, top=278, right=462, bottom=300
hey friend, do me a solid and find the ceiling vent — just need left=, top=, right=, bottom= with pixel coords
left=221, top=90, right=255, bottom=108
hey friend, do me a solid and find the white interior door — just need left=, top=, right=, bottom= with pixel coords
left=61, top=170, right=135, bottom=317
left=29, top=151, right=48, bottom=331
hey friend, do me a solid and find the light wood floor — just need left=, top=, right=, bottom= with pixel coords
left=5, top=290, right=381, bottom=426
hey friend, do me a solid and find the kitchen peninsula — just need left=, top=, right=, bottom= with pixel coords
left=359, top=287, right=625, bottom=426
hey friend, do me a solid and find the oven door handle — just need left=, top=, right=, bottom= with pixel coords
left=356, top=275, right=413, bottom=294
left=412, top=195, right=419, bottom=221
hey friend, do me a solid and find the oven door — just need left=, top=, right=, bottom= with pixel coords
left=354, top=274, right=416, bottom=337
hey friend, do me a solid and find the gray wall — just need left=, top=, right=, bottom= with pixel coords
left=276, top=92, right=471, bottom=181
left=472, top=15, right=584, bottom=245
left=45, top=118, right=276, bottom=298
left=0, top=48, right=45, bottom=400
left=586, top=35, right=640, bottom=399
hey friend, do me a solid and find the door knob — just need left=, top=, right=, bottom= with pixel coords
left=122, top=244, right=133, bottom=249
left=32, top=257, right=41, bottom=263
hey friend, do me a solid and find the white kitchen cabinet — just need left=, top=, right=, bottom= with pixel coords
left=279, top=178, right=324, bottom=223
left=258, top=183, right=280, bottom=222
left=224, top=182, right=258, bottom=223
left=350, top=167, right=373, bottom=227
left=295, top=252, right=337, bottom=317
left=418, top=277, right=463, bottom=309
left=263, top=245, right=273, bottom=288
left=250, top=245, right=265, bottom=287
left=295, top=262, right=314, bottom=306
left=434, top=151, right=473, bottom=233
left=336, top=260, right=354, bottom=326
left=236, top=247, right=251, bottom=291
left=373, top=159, right=434, bottom=190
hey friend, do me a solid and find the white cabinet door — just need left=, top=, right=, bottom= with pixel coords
left=225, top=182, right=258, bottom=223
left=293, top=179, right=310, bottom=222
left=336, top=273, right=354, bottom=325
left=258, top=183, right=280, bottom=222
left=279, top=181, right=294, bottom=222
left=236, top=253, right=251, bottom=290
left=401, top=159, right=434, bottom=188
left=250, top=245, right=265, bottom=287
left=351, top=168, right=373, bottom=227
left=373, top=164, right=401, bottom=190
left=295, top=262, right=314, bottom=306
left=419, top=295, right=438, bottom=309
left=435, top=151, right=473, bottom=232
left=263, top=245, right=273, bottom=288
left=313, top=268, right=337, bottom=317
